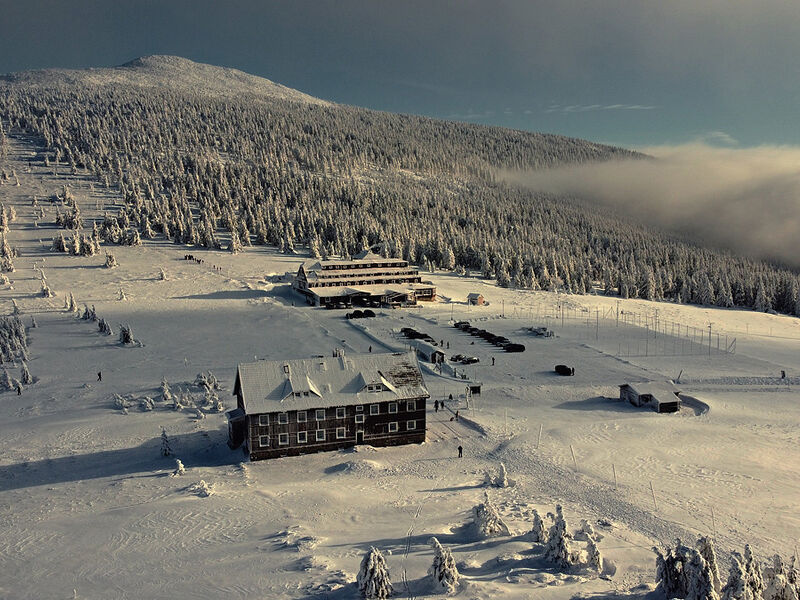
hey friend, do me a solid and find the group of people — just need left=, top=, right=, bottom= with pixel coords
left=185, top=254, right=224, bottom=273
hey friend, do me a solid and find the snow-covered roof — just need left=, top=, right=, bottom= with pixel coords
left=620, top=381, right=681, bottom=398
left=467, top=293, right=483, bottom=299
left=408, top=339, right=444, bottom=358
left=234, top=351, right=429, bottom=413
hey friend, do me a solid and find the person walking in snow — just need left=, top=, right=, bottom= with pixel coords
left=16, top=383, right=21, bottom=395
left=434, top=399, right=439, bottom=412
left=97, top=371, right=102, bottom=382
left=368, top=345, right=372, bottom=353
left=458, top=445, right=463, bottom=458
left=492, top=357, right=495, bottom=366
left=455, top=410, right=459, bottom=422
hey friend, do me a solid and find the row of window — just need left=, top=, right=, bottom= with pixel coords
left=257, top=401, right=418, bottom=426
left=320, top=262, right=408, bottom=270
left=312, top=277, right=421, bottom=288
left=258, top=420, right=418, bottom=448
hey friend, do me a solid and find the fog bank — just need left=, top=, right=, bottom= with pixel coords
left=501, top=143, right=800, bottom=268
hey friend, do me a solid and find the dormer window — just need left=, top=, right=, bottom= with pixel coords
left=367, top=383, right=384, bottom=392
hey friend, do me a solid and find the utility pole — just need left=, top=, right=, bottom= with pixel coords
left=708, top=324, right=712, bottom=356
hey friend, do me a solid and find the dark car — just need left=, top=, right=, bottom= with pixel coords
left=454, top=321, right=470, bottom=329
left=458, top=323, right=472, bottom=331
left=555, top=364, right=575, bottom=376
left=350, top=309, right=365, bottom=319
left=478, top=331, right=495, bottom=340
left=493, top=337, right=510, bottom=346
left=461, top=356, right=480, bottom=364
left=466, top=326, right=479, bottom=334
left=450, top=354, right=465, bottom=362
left=363, top=309, right=376, bottom=317
left=504, top=343, right=526, bottom=353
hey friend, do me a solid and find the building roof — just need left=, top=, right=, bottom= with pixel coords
left=408, top=339, right=445, bottom=357
left=467, top=293, right=483, bottom=299
left=620, top=381, right=681, bottom=397
left=234, top=351, right=430, bottom=413
left=301, top=252, right=408, bottom=272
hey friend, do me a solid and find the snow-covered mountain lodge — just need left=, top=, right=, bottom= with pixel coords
left=227, top=351, right=429, bottom=460
left=292, top=250, right=436, bottom=307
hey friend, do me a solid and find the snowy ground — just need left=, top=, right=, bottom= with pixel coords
left=1, top=134, right=799, bottom=599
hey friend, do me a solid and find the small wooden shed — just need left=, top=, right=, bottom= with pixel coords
left=619, top=381, right=681, bottom=413
left=467, top=293, right=485, bottom=306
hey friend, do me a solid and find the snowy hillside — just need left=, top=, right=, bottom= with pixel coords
left=0, top=130, right=798, bottom=599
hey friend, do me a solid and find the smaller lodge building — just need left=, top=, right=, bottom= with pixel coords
left=619, top=381, right=682, bottom=413
left=467, top=293, right=485, bottom=306
left=292, top=250, right=436, bottom=308
left=227, top=351, right=429, bottom=461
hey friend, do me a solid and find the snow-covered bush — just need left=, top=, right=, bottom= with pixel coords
left=139, top=397, right=154, bottom=411
left=473, top=492, right=510, bottom=538
left=160, top=377, right=173, bottom=403
left=40, top=280, right=54, bottom=298
left=20, top=361, right=33, bottom=385
left=158, top=267, right=167, bottom=280
left=187, top=480, right=213, bottom=497
left=104, top=252, right=118, bottom=268
left=745, top=544, right=766, bottom=600
left=172, top=459, right=185, bottom=477
left=429, top=536, right=459, bottom=593
left=357, top=546, right=393, bottom=599
left=118, top=324, right=135, bottom=345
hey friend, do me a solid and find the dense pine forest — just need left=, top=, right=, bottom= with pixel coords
left=0, top=56, right=798, bottom=316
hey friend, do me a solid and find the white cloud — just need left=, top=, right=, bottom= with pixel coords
left=501, top=143, right=800, bottom=267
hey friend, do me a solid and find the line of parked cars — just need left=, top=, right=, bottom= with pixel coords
left=452, top=321, right=526, bottom=352
left=449, top=354, right=480, bottom=365
left=400, top=327, right=438, bottom=345
left=346, top=309, right=377, bottom=319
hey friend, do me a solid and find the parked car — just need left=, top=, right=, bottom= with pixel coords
left=363, top=309, right=376, bottom=317
left=461, top=356, right=480, bottom=364
left=350, top=309, right=365, bottom=319
left=453, top=321, right=470, bottom=329
left=555, top=364, right=575, bottom=376
left=530, top=326, right=554, bottom=337
left=504, top=343, right=526, bottom=353
left=466, top=326, right=479, bottom=334
left=492, top=337, right=510, bottom=346
left=458, top=323, right=472, bottom=331
left=450, top=354, right=465, bottom=362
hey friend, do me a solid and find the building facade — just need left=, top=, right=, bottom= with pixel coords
left=293, top=249, right=436, bottom=307
left=227, top=351, right=429, bottom=460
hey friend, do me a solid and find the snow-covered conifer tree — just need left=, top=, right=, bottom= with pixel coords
left=530, top=509, right=548, bottom=544
left=763, top=555, right=797, bottom=600
left=472, top=492, right=510, bottom=538
left=159, top=267, right=167, bottom=281
left=118, top=287, right=126, bottom=301
left=119, top=324, right=134, bottom=345
left=160, top=377, right=173, bottom=403
left=721, top=552, right=749, bottom=600
left=685, top=548, right=719, bottom=600
left=745, top=544, right=766, bottom=600
left=160, top=427, right=172, bottom=457
left=172, top=459, right=185, bottom=477
left=428, top=536, right=459, bottom=593
left=357, top=546, right=393, bottom=599
left=543, top=504, right=574, bottom=568
left=104, top=252, right=118, bottom=268
left=586, top=536, right=603, bottom=573
left=20, top=361, right=33, bottom=385
left=697, top=536, right=723, bottom=595
left=495, top=462, right=509, bottom=488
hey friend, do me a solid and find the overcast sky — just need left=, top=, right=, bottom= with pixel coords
left=1, top=1, right=799, bottom=147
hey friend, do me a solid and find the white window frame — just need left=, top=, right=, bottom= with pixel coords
left=278, top=433, right=289, bottom=446
left=388, top=402, right=398, bottom=414
left=388, top=422, right=398, bottom=433
left=370, top=404, right=380, bottom=415
left=355, top=405, right=364, bottom=412
left=406, top=400, right=416, bottom=412
left=259, top=434, right=270, bottom=447
left=297, top=411, right=307, bottom=423
left=278, top=412, right=289, bottom=424
left=316, top=409, right=326, bottom=421
left=297, top=431, right=307, bottom=444
left=258, top=414, right=269, bottom=426
left=336, top=427, right=346, bottom=439
left=407, top=420, right=416, bottom=430
left=355, top=414, right=365, bottom=424
left=316, top=429, right=326, bottom=442
left=336, top=407, right=346, bottom=419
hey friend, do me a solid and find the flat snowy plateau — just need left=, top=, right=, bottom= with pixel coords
left=0, top=134, right=798, bottom=599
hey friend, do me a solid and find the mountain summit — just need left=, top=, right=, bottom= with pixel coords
left=2, top=55, right=327, bottom=105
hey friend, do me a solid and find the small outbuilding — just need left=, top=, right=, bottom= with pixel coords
left=619, top=381, right=681, bottom=413
left=467, top=293, right=485, bottom=306
left=409, top=339, right=445, bottom=364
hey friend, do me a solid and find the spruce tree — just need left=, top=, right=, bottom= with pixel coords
left=357, top=546, right=393, bottom=599
left=428, top=536, right=459, bottom=593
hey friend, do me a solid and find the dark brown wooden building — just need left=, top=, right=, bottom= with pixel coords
left=227, top=351, right=430, bottom=461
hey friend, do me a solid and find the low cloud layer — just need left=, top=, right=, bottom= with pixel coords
left=501, top=143, right=800, bottom=268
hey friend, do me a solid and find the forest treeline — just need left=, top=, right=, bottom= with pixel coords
left=0, top=57, right=798, bottom=316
